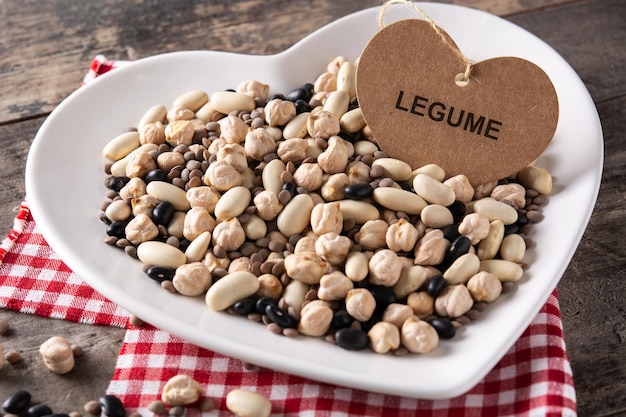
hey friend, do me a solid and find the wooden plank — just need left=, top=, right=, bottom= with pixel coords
left=508, top=0, right=626, bottom=102
left=557, top=93, right=626, bottom=417
left=0, top=0, right=574, bottom=124
left=0, top=118, right=41, bottom=235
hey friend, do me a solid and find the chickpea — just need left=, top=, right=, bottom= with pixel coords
left=253, top=190, right=284, bottom=221
left=307, top=109, right=340, bottom=139
left=458, top=213, right=490, bottom=245
left=401, top=317, right=439, bottom=353
left=298, top=300, right=333, bottom=337
left=317, top=271, right=354, bottom=301
left=284, top=252, right=328, bottom=285
left=293, top=163, right=324, bottom=191
left=237, top=79, right=270, bottom=103
left=315, top=232, right=351, bottom=265
left=245, top=127, right=277, bottom=161
left=355, top=220, right=388, bottom=250
left=368, top=249, right=403, bottom=287
left=320, top=173, right=350, bottom=201
left=211, top=218, right=246, bottom=251
left=435, top=285, right=474, bottom=318
left=310, top=202, right=343, bottom=235
left=407, top=291, right=434, bottom=319
left=317, top=136, right=350, bottom=174
left=443, top=174, right=474, bottom=203
left=183, top=207, right=216, bottom=241
left=204, top=160, right=242, bottom=191
left=413, top=229, right=449, bottom=266
left=368, top=321, right=400, bottom=354
left=466, top=271, right=502, bottom=302
left=125, top=213, right=159, bottom=245
left=345, top=288, right=376, bottom=322
left=385, top=218, right=419, bottom=252
left=265, top=98, right=296, bottom=127
left=277, top=138, right=308, bottom=163
left=219, top=115, right=248, bottom=144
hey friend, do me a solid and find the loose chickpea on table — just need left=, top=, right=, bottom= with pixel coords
left=99, top=55, right=552, bottom=355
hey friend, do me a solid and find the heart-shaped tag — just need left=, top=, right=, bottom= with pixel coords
left=356, top=19, right=559, bottom=185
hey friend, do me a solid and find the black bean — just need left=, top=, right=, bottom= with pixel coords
left=255, top=296, right=277, bottom=314
left=281, top=182, right=297, bottom=197
left=146, top=266, right=175, bottom=283
left=265, top=304, right=297, bottom=328
left=267, top=93, right=285, bottom=101
left=344, top=183, right=373, bottom=200
left=98, top=395, right=125, bottom=417
left=504, top=223, right=520, bottom=236
left=426, top=275, right=446, bottom=298
left=178, top=238, right=191, bottom=253
left=331, top=310, right=353, bottom=330
left=294, top=99, right=312, bottom=114
left=3, top=390, right=31, bottom=414
left=368, top=284, right=397, bottom=315
left=152, top=201, right=175, bottom=226
left=335, top=328, right=369, bottom=350
left=232, top=297, right=257, bottom=315
left=429, top=317, right=456, bottom=339
left=27, top=404, right=53, bottom=417
left=447, top=200, right=467, bottom=223
left=106, top=220, right=129, bottom=238
left=441, top=235, right=471, bottom=268
left=105, top=176, right=130, bottom=192
left=441, top=224, right=460, bottom=242
left=285, top=85, right=313, bottom=103
left=144, top=169, right=167, bottom=184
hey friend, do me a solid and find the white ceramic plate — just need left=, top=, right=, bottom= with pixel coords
left=25, top=3, right=602, bottom=399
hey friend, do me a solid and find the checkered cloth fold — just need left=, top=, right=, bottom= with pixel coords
left=0, top=56, right=577, bottom=416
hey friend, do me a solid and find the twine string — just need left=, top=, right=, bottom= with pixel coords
left=378, top=0, right=473, bottom=82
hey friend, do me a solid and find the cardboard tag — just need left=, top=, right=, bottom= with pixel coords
left=356, top=19, right=559, bottom=185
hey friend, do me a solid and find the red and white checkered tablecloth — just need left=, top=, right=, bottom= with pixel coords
left=0, top=56, right=577, bottom=416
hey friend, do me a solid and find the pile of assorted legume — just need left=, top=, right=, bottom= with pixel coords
left=99, top=55, right=552, bottom=355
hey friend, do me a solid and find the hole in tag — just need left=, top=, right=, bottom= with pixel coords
left=454, top=73, right=469, bottom=87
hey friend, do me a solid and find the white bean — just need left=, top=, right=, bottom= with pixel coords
left=205, top=271, right=260, bottom=311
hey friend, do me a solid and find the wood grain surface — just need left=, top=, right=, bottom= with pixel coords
left=0, top=0, right=624, bottom=415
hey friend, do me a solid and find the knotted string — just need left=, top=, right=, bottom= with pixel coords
left=378, top=0, right=474, bottom=83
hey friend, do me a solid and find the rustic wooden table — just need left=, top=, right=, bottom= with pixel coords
left=0, top=0, right=624, bottom=415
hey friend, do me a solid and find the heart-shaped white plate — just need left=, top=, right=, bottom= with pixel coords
left=26, top=3, right=602, bottom=399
